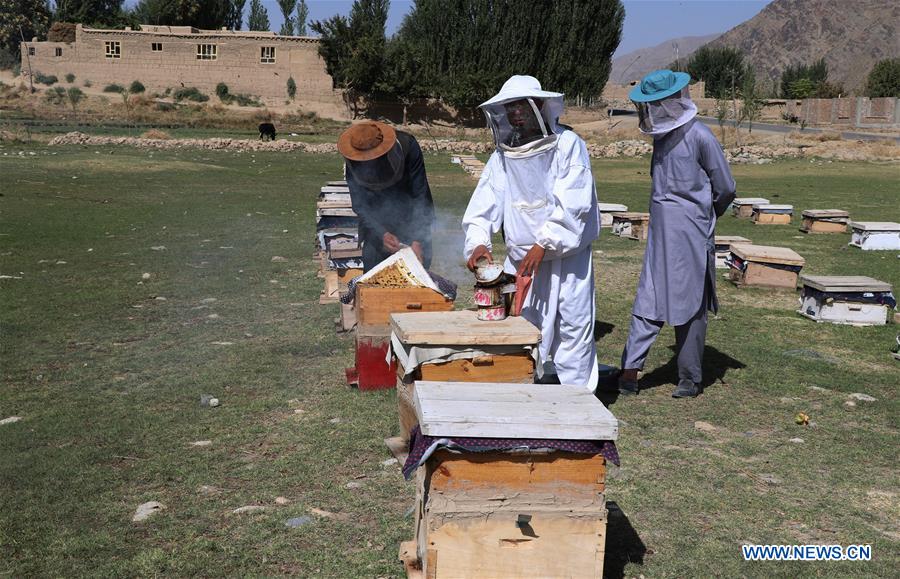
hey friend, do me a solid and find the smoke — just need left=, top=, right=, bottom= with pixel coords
left=430, top=207, right=473, bottom=304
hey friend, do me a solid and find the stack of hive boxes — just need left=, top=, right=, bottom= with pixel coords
left=400, top=381, right=618, bottom=578
left=316, top=180, right=363, bottom=304
left=452, top=155, right=486, bottom=180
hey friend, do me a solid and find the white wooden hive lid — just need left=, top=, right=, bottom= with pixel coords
left=414, top=381, right=618, bottom=441
left=800, top=275, right=892, bottom=293
left=849, top=221, right=900, bottom=231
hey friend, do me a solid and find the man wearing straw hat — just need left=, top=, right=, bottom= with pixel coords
left=338, top=121, right=435, bottom=271
left=462, top=75, right=601, bottom=390
left=618, top=69, right=736, bottom=398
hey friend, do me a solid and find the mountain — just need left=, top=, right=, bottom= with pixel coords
left=610, top=34, right=720, bottom=84
left=705, top=0, right=900, bottom=94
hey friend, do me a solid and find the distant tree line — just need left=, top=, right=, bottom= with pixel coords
left=312, top=0, right=625, bottom=109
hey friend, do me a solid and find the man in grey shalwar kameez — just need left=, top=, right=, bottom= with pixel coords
left=619, top=70, right=736, bottom=398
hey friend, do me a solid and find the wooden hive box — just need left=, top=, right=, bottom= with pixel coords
left=800, top=209, right=850, bottom=234
left=752, top=203, right=793, bottom=225
left=798, top=275, right=894, bottom=326
left=356, top=285, right=454, bottom=336
left=731, top=197, right=769, bottom=218
left=714, top=235, right=751, bottom=269
left=390, top=311, right=541, bottom=440
left=405, top=381, right=617, bottom=579
left=612, top=212, right=650, bottom=241
left=728, top=244, right=805, bottom=289
left=598, top=203, right=628, bottom=228
left=849, top=221, right=900, bottom=251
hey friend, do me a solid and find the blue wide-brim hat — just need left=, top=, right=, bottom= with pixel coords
left=629, top=69, right=691, bottom=103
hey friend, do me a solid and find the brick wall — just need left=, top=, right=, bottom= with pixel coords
left=21, top=24, right=343, bottom=110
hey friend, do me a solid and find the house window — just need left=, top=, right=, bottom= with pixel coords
left=55, top=47, right=62, bottom=57
left=260, top=46, right=276, bottom=64
left=104, top=41, right=121, bottom=59
left=151, top=43, right=162, bottom=52
left=196, top=44, right=217, bottom=60
left=28, top=47, right=35, bottom=56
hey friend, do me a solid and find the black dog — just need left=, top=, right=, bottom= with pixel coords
left=258, top=123, right=276, bottom=141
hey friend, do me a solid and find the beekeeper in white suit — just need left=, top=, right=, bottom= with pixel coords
left=462, top=75, right=600, bottom=389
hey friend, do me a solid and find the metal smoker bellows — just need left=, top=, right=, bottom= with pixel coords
left=473, top=258, right=516, bottom=321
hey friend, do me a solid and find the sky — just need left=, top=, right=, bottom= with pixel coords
left=123, top=0, right=772, bottom=55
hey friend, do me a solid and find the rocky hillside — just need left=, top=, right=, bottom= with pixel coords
left=706, top=0, right=900, bottom=93
left=611, top=34, right=720, bottom=84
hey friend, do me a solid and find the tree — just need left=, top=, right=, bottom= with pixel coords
left=0, top=0, right=51, bottom=59
left=865, top=58, right=900, bottom=98
left=714, top=96, right=729, bottom=144
left=54, top=0, right=125, bottom=28
left=247, top=0, right=269, bottom=31
left=295, top=0, right=308, bottom=35
left=66, top=85, right=83, bottom=113
left=227, top=0, right=247, bottom=30
left=311, top=0, right=387, bottom=98
left=376, top=0, right=623, bottom=108
left=276, top=0, right=295, bottom=35
left=682, top=45, right=746, bottom=99
left=739, top=68, right=764, bottom=134
left=132, top=0, right=230, bottom=30
left=780, top=59, right=832, bottom=98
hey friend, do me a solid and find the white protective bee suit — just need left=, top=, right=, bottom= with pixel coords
left=462, top=75, right=601, bottom=389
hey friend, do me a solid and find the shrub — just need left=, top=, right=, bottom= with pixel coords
left=129, top=80, right=145, bottom=94
left=66, top=87, right=84, bottom=110
left=44, top=86, right=66, bottom=105
left=173, top=87, right=209, bottom=102
left=83, top=79, right=92, bottom=87
left=215, top=82, right=229, bottom=99
left=65, top=73, right=75, bottom=83
left=104, top=83, right=125, bottom=93
left=155, top=102, right=176, bottom=112
left=35, top=72, right=58, bottom=85
left=287, top=76, right=296, bottom=100
left=0, top=48, right=17, bottom=70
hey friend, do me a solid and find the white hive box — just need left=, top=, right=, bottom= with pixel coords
left=848, top=221, right=900, bottom=250
left=612, top=212, right=650, bottom=241
left=598, top=203, right=628, bottom=228
left=798, top=275, right=894, bottom=326
left=714, top=235, right=751, bottom=268
left=732, top=197, right=770, bottom=218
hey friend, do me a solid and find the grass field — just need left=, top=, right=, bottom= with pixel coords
left=1, top=140, right=898, bottom=577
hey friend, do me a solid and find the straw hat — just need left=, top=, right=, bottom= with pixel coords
left=337, top=121, right=397, bottom=162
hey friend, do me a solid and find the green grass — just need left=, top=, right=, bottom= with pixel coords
left=1, top=142, right=898, bottom=577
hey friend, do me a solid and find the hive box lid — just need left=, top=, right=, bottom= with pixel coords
left=754, top=203, right=793, bottom=211
left=391, top=310, right=541, bottom=346
left=731, top=244, right=805, bottom=266
left=612, top=211, right=650, bottom=220
left=800, top=275, right=892, bottom=293
left=715, top=235, right=751, bottom=246
left=733, top=197, right=770, bottom=206
left=802, top=209, right=849, bottom=218
left=414, top=381, right=618, bottom=440
left=598, top=203, right=628, bottom=212
left=849, top=221, right=900, bottom=231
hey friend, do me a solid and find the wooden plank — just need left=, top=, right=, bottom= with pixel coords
left=753, top=212, right=792, bottom=225
left=754, top=204, right=793, bottom=211
left=597, top=203, right=628, bottom=212
left=732, top=262, right=799, bottom=289
left=398, top=540, right=424, bottom=579
left=714, top=235, right=751, bottom=245
left=428, top=450, right=605, bottom=494
left=414, top=381, right=618, bottom=440
left=417, top=381, right=591, bottom=402
left=801, top=218, right=847, bottom=233
left=731, top=244, right=805, bottom=266
left=320, top=185, right=349, bottom=193
left=849, top=221, right=900, bottom=232
left=391, top=310, right=541, bottom=346
left=800, top=275, right=892, bottom=293
left=802, top=209, right=849, bottom=218
left=733, top=197, right=770, bottom=206
left=611, top=211, right=650, bottom=220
